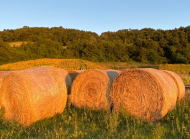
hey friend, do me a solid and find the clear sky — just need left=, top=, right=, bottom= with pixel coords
left=0, top=0, right=190, bottom=35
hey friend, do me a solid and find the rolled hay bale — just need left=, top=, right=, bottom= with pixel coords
left=162, top=70, right=185, bottom=100
left=69, top=70, right=85, bottom=82
left=0, top=71, right=9, bottom=110
left=68, top=70, right=85, bottom=94
left=1, top=66, right=71, bottom=126
left=0, top=71, right=9, bottom=89
left=47, top=66, right=72, bottom=95
left=111, top=68, right=178, bottom=121
left=69, top=69, right=121, bottom=110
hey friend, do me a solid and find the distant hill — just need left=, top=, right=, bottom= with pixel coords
left=0, top=26, right=190, bottom=64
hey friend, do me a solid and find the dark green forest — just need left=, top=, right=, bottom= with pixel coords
left=0, top=26, right=190, bottom=65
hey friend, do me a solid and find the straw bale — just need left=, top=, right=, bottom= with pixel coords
left=162, top=70, right=185, bottom=100
left=69, top=69, right=121, bottom=110
left=0, top=71, right=9, bottom=110
left=69, top=70, right=85, bottom=82
left=46, top=66, right=72, bottom=95
left=0, top=71, right=9, bottom=89
left=111, top=68, right=178, bottom=121
left=1, top=66, right=70, bottom=126
left=68, top=70, right=85, bottom=95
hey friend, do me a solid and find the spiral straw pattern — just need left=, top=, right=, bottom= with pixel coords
left=69, top=69, right=120, bottom=110
left=111, top=68, right=178, bottom=121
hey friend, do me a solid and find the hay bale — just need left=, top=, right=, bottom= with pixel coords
left=162, top=70, right=185, bottom=100
left=47, top=66, right=72, bottom=95
left=69, top=69, right=121, bottom=110
left=68, top=70, right=85, bottom=95
left=0, top=71, right=9, bottom=89
left=1, top=66, right=71, bottom=126
left=111, top=68, right=178, bottom=121
left=68, top=70, right=85, bottom=82
left=0, top=71, right=9, bottom=110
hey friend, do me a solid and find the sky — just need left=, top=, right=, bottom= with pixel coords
left=0, top=0, right=190, bottom=35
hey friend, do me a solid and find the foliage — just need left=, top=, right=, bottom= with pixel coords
left=1, top=26, right=190, bottom=65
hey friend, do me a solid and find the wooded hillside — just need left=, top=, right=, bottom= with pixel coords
left=0, top=26, right=190, bottom=65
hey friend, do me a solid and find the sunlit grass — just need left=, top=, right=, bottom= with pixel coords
left=1, top=98, right=190, bottom=138
left=159, top=64, right=190, bottom=85
left=1, top=61, right=190, bottom=138
left=0, top=58, right=103, bottom=71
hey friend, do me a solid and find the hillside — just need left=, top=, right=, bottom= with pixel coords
left=1, top=58, right=190, bottom=85
left=0, top=58, right=103, bottom=71
left=0, top=26, right=190, bottom=65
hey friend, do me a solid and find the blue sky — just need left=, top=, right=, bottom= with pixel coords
left=0, top=0, right=190, bottom=35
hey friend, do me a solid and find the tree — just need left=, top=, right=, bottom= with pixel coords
left=147, top=49, right=166, bottom=64
left=137, top=48, right=148, bottom=63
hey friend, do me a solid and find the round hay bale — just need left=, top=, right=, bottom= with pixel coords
left=111, top=68, right=178, bottom=121
left=69, top=70, right=85, bottom=82
left=162, top=70, right=185, bottom=100
left=1, top=66, right=70, bottom=126
left=0, top=71, right=9, bottom=89
left=69, top=69, right=121, bottom=110
left=68, top=70, right=85, bottom=95
left=0, top=71, right=9, bottom=110
left=46, top=66, right=72, bottom=95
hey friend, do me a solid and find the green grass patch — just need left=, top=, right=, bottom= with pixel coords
left=1, top=98, right=190, bottom=138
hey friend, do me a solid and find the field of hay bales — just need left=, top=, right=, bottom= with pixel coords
left=1, top=59, right=190, bottom=138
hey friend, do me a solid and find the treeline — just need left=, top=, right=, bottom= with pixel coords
left=0, top=26, right=190, bottom=65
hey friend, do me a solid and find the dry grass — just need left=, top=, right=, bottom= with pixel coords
left=0, top=59, right=103, bottom=71
left=1, top=66, right=71, bottom=126
left=69, top=69, right=120, bottom=110
left=111, top=68, right=178, bottom=121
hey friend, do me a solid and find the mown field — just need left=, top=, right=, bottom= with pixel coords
left=1, top=59, right=190, bottom=138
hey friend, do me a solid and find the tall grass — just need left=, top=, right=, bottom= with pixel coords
left=1, top=98, right=190, bottom=138
left=159, top=64, right=190, bottom=85
left=1, top=61, right=190, bottom=138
